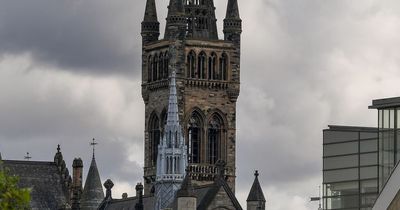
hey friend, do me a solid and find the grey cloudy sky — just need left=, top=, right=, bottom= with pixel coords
left=1, top=0, right=400, bottom=209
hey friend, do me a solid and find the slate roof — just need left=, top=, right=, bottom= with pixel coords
left=81, top=157, right=104, bottom=210
left=101, top=176, right=243, bottom=210
left=247, top=171, right=266, bottom=202
left=2, top=160, right=70, bottom=210
left=100, top=195, right=155, bottom=210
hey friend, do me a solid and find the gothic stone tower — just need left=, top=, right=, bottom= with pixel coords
left=141, top=0, right=242, bottom=195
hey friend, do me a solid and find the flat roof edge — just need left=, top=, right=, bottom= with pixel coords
left=369, top=96, right=400, bottom=109
left=326, top=125, right=378, bottom=131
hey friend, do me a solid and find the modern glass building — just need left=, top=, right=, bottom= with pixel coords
left=323, top=125, right=379, bottom=210
left=369, top=97, right=400, bottom=191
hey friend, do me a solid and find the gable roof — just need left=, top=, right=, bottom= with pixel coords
left=2, top=160, right=70, bottom=210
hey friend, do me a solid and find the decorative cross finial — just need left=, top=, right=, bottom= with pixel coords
left=255, top=170, right=259, bottom=177
left=24, top=152, right=32, bottom=161
left=57, top=144, right=61, bottom=153
left=90, top=138, right=98, bottom=159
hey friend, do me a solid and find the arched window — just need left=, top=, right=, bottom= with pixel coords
left=209, top=53, right=217, bottom=80
left=149, top=114, right=160, bottom=166
left=188, top=112, right=203, bottom=163
left=163, top=52, right=169, bottom=79
left=208, top=114, right=224, bottom=164
left=158, top=54, right=163, bottom=80
left=152, top=55, right=158, bottom=82
left=220, top=53, right=228, bottom=81
left=148, top=55, right=153, bottom=82
left=187, top=51, right=196, bottom=78
left=198, top=52, right=206, bottom=79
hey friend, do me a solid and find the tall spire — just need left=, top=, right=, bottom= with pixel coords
left=166, top=70, right=180, bottom=129
left=141, top=0, right=160, bottom=44
left=154, top=70, right=188, bottom=210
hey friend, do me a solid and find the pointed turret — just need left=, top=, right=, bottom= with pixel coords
left=223, top=0, right=242, bottom=44
left=81, top=141, right=104, bottom=210
left=141, top=0, right=160, bottom=45
left=247, top=170, right=266, bottom=210
left=164, top=0, right=186, bottom=40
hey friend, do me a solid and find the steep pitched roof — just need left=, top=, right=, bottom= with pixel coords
left=177, top=174, right=195, bottom=198
left=81, top=157, right=104, bottom=209
left=225, top=0, right=240, bottom=19
left=247, top=170, right=266, bottom=202
left=3, top=160, right=70, bottom=209
left=143, top=0, right=158, bottom=22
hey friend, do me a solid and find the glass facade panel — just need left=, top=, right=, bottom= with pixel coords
left=324, top=131, right=359, bottom=144
left=360, top=166, right=378, bottom=179
left=324, top=142, right=358, bottom=157
left=324, top=168, right=358, bottom=183
left=360, top=132, right=378, bottom=139
left=323, top=126, right=379, bottom=210
left=360, top=140, right=378, bottom=153
left=324, top=155, right=358, bottom=170
left=326, top=195, right=359, bottom=209
left=361, top=194, right=378, bottom=207
left=360, top=153, right=378, bottom=166
left=378, top=108, right=398, bottom=191
left=326, top=181, right=359, bottom=196
left=360, top=180, right=378, bottom=194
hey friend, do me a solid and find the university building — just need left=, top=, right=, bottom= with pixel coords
left=323, top=96, right=400, bottom=210
left=0, top=0, right=267, bottom=209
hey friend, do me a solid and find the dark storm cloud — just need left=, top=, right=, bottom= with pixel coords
left=2, top=0, right=400, bottom=209
left=0, top=0, right=144, bottom=75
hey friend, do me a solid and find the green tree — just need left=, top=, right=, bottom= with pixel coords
left=0, top=164, right=31, bottom=210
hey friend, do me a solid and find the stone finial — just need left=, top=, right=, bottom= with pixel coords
left=104, top=179, right=114, bottom=199
left=255, top=170, right=259, bottom=177
left=136, top=182, right=144, bottom=195
left=73, top=158, right=83, bottom=168
left=122, top=193, right=128, bottom=199
left=54, top=145, right=63, bottom=166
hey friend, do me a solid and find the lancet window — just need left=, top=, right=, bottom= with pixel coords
left=187, top=51, right=196, bottom=78
left=188, top=112, right=203, bottom=163
left=149, top=114, right=160, bottom=166
left=208, top=114, right=224, bottom=164
left=198, top=52, right=207, bottom=79
left=209, top=52, right=217, bottom=80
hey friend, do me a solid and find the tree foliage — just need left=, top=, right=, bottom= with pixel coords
left=0, top=164, right=31, bottom=210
